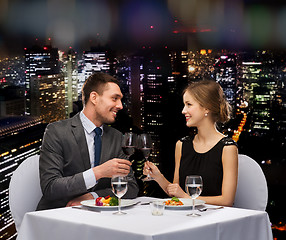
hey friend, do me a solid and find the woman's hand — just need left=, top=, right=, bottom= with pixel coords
left=143, top=161, right=161, bottom=180
left=167, top=183, right=189, bottom=198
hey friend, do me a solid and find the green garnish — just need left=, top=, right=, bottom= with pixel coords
left=109, top=197, right=119, bottom=206
left=171, top=197, right=180, bottom=202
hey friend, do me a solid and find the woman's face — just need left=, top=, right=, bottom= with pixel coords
left=182, top=91, right=208, bottom=127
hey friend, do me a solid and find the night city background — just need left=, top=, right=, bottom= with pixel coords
left=0, top=0, right=286, bottom=239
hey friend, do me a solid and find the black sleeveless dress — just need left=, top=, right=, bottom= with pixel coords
left=179, top=136, right=238, bottom=196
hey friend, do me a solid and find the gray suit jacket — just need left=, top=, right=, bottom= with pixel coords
left=37, top=113, right=139, bottom=210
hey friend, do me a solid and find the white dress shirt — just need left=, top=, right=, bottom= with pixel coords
left=80, top=111, right=103, bottom=199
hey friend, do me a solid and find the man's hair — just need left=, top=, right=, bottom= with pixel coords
left=81, top=72, right=119, bottom=106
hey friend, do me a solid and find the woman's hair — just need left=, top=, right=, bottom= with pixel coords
left=81, top=72, right=119, bottom=106
left=183, top=79, right=231, bottom=123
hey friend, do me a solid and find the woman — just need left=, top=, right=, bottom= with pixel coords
left=144, top=80, right=238, bottom=206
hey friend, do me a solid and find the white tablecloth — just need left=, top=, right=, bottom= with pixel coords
left=17, top=197, right=273, bottom=240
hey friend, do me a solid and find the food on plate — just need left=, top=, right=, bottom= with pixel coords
left=164, top=197, right=184, bottom=206
left=95, top=195, right=119, bottom=206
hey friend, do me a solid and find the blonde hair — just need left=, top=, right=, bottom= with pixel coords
left=184, top=80, right=231, bottom=123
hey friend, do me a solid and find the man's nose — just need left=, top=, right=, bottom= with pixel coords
left=117, top=100, right=123, bottom=110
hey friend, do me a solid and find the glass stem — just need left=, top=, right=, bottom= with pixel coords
left=118, top=198, right=121, bottom=213
left=192, top=198, right=195, bottom=214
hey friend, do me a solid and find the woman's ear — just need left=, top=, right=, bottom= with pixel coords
left=204, top=108, right=209, bottom=115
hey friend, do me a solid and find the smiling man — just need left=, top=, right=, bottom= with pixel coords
left=37, top=72, right=139, bottom=210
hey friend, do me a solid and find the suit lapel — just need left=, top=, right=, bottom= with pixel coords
left=71, top=114, right=91, bottom=170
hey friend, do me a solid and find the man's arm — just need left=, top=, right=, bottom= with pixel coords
left=92, top=131, right=139, bottom=199
left=39, top=123, right=88, bottom=201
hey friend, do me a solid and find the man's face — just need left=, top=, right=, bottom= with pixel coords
left=93, top=82, right=123, bottom=126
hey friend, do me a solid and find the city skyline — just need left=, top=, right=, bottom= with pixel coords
left=1, top=43, right=285, bottom=179
left=1, top=45, right=286, bottom=239
left=1, top=0, right=286, bottom=239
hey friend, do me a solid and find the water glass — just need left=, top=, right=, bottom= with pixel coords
left=150, top=201, right=165, bottom=216
left=185, top=175, right=203, bottom=217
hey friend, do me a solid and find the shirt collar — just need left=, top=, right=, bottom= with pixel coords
left=80, top=111, right=103, bottom=135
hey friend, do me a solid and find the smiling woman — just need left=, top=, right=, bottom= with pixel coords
left=143, top=79, right=238, bottom=207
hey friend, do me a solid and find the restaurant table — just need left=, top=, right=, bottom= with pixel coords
left=17, top=196, right=273, bottom=240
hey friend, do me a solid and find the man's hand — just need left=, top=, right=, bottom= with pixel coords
left=66, top=193, right=94, bottom=207
left=93, top=158, right=131, bottom=180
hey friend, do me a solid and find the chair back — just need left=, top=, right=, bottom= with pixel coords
left=234, top=154, right=268, bottom=211
left=9, top=154, right=42, bottom=232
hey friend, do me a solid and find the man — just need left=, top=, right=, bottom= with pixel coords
left=37, top=72, right=139, bottom=210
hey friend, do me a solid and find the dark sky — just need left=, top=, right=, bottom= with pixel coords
left=0, top=0, right=285, bottom=56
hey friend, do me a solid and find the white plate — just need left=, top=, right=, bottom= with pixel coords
left=80, top=199, right=137, bottom=210
left=163, top=198, right=205, bottom=209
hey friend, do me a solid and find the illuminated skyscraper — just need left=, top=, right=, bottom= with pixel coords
left=239, top=51, right=278, bottom=132
left=275, top=86, right=286, bottom=132
left=30, top=74, right=65, bottom=123
left=214, top=54, right=237, bottom=107
left=25, top=45, right=60, bottom=115
left=61, top=49, right=78, bottom=117
left=129, top=55, right=142, bottom=129
left=78, top=50, right=110, bottom=98
left=169, top=50, right=188, bottom=93
left=251, top=82, right=272, bottom=131
left=138, top=49, right=171, bottom=162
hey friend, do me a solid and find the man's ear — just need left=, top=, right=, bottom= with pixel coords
left=89, top=91, right=98, bottom=105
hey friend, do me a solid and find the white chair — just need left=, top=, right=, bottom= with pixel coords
left=234, top=154, right=268, bottom=211
left=9, top=154, right=42, bottom=232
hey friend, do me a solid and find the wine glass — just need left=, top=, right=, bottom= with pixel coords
left=185, top=175, right=203, bottom=217
left=122, top=132, right=137, bottom=159
left=111, top=176, right=128, bottom=215
left=138, top=133, right=153, bottom=181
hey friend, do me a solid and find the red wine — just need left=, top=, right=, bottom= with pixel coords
left=122, top=146, right=135, bottom=156
left=140, top=148, right=152, bottom=158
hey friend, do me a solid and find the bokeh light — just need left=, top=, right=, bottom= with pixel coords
left=121, top=1, right=170, bottom=45
left=0, top=0, right=8, bottom=23
left=276, top=7, right=286, bottom=48
left=243, top=6, right=273, bottom=48
left=167, top=0, right=285, bottom=49
left=1, top=0, right=113, bottom=51
left=0, top=0, right=285, bottom=54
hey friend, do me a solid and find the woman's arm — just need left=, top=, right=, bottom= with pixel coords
left=173, top=140, right=182, bottom=184
left=162, top=140, right=185, bottom=195
left=143, top=160, right=171, bottom=195
left=143, top=140, right=184, bottom=196
left=197, top=145, right=238, bottom=206
left=166, top=141, right=189, bottom=198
